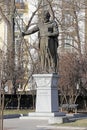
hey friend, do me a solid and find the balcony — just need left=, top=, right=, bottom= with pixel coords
left=15, top=2, right=28, bottom=13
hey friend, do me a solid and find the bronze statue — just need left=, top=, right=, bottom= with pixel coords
left=22, top=11, right=59, bottom=73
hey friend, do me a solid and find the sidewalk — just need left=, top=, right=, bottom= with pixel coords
left=4, top=118, right=87, bottom=130
left=3, top=113, right=87, bottom=130
left=4, top=118, right=48, bottom=130
left=37, top=125, right=87, bottom=130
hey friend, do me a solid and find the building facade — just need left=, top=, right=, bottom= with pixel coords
left=59, top=0, right=85, bottom=54
left=0, top=0, right=29, bottom=93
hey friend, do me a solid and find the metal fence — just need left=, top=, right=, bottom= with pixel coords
left=0, top=103, right=3, bottom=130
left=0, top=93, right=4, bottom=130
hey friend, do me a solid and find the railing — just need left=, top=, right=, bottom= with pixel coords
left=0, top=91, right=4, bottom=130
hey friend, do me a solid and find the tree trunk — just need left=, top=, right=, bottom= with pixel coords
left=17, top=94, right=21, bottom=110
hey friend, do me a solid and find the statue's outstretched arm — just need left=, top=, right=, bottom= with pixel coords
left=22, top=26, right=39, bottom=36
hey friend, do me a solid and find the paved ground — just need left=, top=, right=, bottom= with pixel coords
left=3, top=118, right=87, bottom=130
left=4, top=118, right=48, bottom=130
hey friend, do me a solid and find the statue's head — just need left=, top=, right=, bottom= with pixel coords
left=43, top=10, right=50, bottom=22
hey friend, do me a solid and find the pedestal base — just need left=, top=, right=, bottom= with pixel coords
left=28, top=112, right=65, bottom=117
left=20, top=112, right=66, bottom=120
left=20, top=74, right=66, bottom=123
left=48, top=116, right=69, bottom=124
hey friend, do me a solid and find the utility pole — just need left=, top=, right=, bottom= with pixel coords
left=11, top=0, right=16, bottom=94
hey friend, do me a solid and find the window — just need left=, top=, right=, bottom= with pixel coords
left=15, top=15, right=24, bottom=31
left=15, top=0, right=23, bottom=3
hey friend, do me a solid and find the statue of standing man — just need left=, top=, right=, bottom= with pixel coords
left=22, top=10, right=59, bottom=73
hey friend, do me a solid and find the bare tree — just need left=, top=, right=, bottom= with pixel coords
left=0, top=0, right=15, bottom=92
left=59, top=52, right=80, bottom=104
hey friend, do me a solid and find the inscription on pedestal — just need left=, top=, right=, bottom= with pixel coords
left=38, top=92, right=49, bottom=95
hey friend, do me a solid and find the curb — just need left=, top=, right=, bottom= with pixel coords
left=37, top=125, right=87, bottom=130
left=3, top=114, right=21, bottom=119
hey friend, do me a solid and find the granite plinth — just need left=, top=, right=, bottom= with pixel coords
left=20, top=112, right=65, bottom=120
left=33, top=74, right=59, bottom=113
left=20, top=74, right=66, bottom=123
left=48, top=116, right=69, bottom=124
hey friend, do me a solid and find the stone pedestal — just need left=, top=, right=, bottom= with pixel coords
left=34, top=74, right=59, bottom=113
left=28, top=73, right=65, bottom=118
left=20, top=73, right=66, bottom=122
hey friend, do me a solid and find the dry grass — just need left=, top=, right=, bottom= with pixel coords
left=4, top=109, right=35, bottom=115
left=57, top=118, right=87, bottom=127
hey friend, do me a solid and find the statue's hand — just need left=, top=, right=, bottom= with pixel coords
left=21, top=32, right=25, bottom=37
left=47, top=32, right=58, bottom=37
left=47, top=32, right=52, bottom=37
